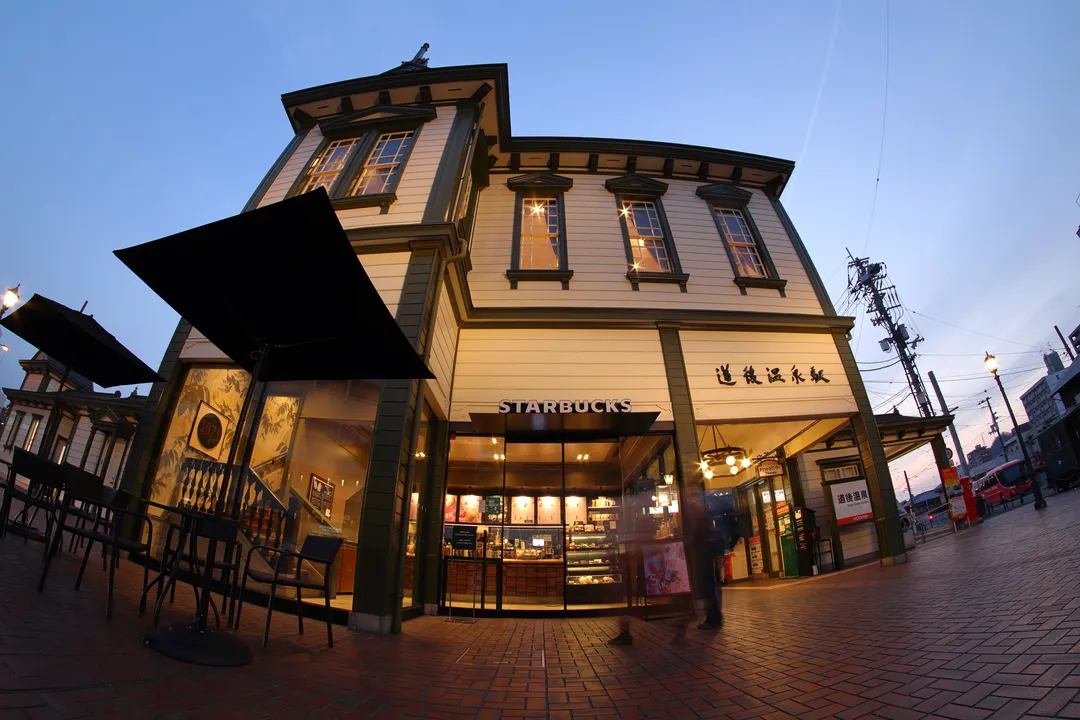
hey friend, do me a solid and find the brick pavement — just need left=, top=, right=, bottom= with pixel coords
left=2, top=490, right=1080, bottom=719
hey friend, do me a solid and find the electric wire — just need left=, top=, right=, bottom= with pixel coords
left=862, top=0, right=891, bottom=253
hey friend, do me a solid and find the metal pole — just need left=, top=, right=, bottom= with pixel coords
left=980, top=397, right=1008, bottom=461
left=903, top=471, right=917, bottom=547
left=1055, top=325, right=1075, bottom=361
left=904, top=471, right=914, bottom=510
left=928, top=371, right=971, bottom=477
left=993, top=370, right=1046, bottom=510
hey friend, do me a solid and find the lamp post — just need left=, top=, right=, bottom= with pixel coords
left=984, top=351, right=1046, bottom=510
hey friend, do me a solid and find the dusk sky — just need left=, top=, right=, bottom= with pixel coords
left=1, top=1, right=1078, bottom=497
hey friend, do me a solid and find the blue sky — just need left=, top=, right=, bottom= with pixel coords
left=1, top=1, right=1078, bottom=495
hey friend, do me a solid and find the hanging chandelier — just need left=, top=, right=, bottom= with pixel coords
left=698, top=425, right=753, bottom=479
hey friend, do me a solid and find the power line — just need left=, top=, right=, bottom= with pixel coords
left=907, top=310, right=1042, bottom=350
left=862, top=0, right=891, bottom=253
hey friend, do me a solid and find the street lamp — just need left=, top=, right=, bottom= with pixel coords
left=984, top=351, right=1046, bottom=510
left=1, top=285, right=19, bottom=316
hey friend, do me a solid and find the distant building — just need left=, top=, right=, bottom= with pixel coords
left=1045, top=351, right=1065, bottom=375
left=1069, top=323, right=1080, bottom=357
left=967, top=443, right=995, bottom=468
left=1, top=351, right=144, bottom=487
left=1021, top=368, right=1068, bottom=433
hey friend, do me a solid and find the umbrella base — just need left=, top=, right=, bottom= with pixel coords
left=5, top=519, right=45, bottom=542
left=143, top=622, right=253, bottom=666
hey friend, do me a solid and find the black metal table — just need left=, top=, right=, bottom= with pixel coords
left=139, top=500, right=252, bottom=666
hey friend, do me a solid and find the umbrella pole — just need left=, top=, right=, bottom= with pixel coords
left=142, top=343, right=268, bottom=667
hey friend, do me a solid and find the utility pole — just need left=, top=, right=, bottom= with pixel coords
left=928, top=370, right=971, bottom=478
left=979, top=397, right=1008, bottom=460
left=846, top=253, right=933, bottom=417
left=1055, top=325, right=1075, bottom=361
left=904, top=470, right=915, bottom=510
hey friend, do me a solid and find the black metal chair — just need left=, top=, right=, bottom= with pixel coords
left=0, top=448, right=66, bottom=553
left=159, top=515, right=242, bottom=627
left=38, top=467, right=153, bottom=620
left=234, top=535, right=343, bottom=648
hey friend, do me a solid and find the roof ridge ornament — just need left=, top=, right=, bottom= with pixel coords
left=388, top=43, right=430, bottom=73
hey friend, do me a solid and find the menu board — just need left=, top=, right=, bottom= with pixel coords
left=307, top=473, right=334, bottom=520
left=537, top=496, right=560, bottom=524
left=643, top=542, right=692, bottom=596
left=829, top=479, right=874, bottom=526
left=511, top=496, right=535, bottom=524
left=443, top=494, right=458, bottom=523
left=458, top=495, right=482, bottom=523
left=564, top=497, right=587, bottom=526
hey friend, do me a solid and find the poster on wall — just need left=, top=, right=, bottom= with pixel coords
left=307, top=473, right=335, bottom=520
left=830, top=479, right=874, bottom=525
left=749, top=536, right=764, bottom=574
left=458, top=495, right=482, bottom=523
left=443, top=494, right=458, bottom=523
left=643, top=542, right=692, bottom=596
left=187, top=401, right=232, bottom=460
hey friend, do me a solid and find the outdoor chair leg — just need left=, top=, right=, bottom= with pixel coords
left=234, top=571, right=250, bottom=630
left=0, top=495, right=9, bottom=540
left=75, top=539, right=95, bottom=591
left=263, top=582, right=277, bottom=647
left=37, top=520, right=65, bottom=593
left=297, top=585, right=304, bottom=635
left=324, top=581, right=333, bottom=648
left=106, top=542, right=118, bottom=621
left=139, top=552, right=150, bottom=616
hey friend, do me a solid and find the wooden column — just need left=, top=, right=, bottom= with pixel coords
left=832, top=330, right=906, bottom=565
left=351, top=247, right=441, bottom=634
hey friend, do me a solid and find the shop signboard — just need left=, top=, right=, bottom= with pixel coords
left=829, top=479, right=874, bottom=525
left=757, top=459, right=784, bottom=477
left=451, top=525, right=477, bottom=551
left=498, top=399, right=632, bottom=414
left=307, top=473, right=334, bottom=520
left=642, top=542, right=692, bottom=596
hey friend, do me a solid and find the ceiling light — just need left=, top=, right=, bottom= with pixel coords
left=663, top=474, right=674, bottom=485
left=741, top=457, right=751, bottom=469
left=491, top=437, right=498, bottom=444
left=699, top=460, right=709, bottom=471
left=726, top=455, right=736, bottom=466
left=730, top=466, right=739, bottom=475
left=704, top=469, right=713, bottom=480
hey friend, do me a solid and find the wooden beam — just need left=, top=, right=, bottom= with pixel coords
left=292, top=108, right=316, bottom=130
left=731, top=166, right=742, bottom=185
left=509, top=152, right=520, bottom=171
left=378, top=90, right=391, bottom=105
left=547, top=153, right=560, bottom=171
left=417, top=86, right=432, bottom=104
left=340, top=96, right=353, bottom=114
left=587, top=153, right=599, bottom=172
left=697, top=162, right=709, bottom=181
left=662, top=159, right=674, bottom=177
left=626, top=156, right=637, bottom=174
left=470, top=82, right=493, bottom=103
left=762, top=176, right=784, bottom=197
left=488, top=154, right=499, bottom=168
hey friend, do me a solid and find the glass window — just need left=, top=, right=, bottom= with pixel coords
left=4, top=411, right=24, bottom=448
left=518, top=198, right=561, bottom=270
left=348, top=130, right=415, bottom=196
left=714, top=208, right=768, bottom=278
left=622, top=200, right=672, bottom=272
left=298, top=138, right=360, bottom=195
left=22, top=416, right=41, bottom=452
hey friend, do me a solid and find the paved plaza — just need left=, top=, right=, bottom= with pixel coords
left=2, top=491, right=1080, bottom=719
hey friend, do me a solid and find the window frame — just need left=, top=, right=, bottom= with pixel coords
left=4, top=410, right=25, bottom=450
left=506, top=172, right=575, bottom=290
left=697, top=182, right=787, bottom=296
left=605, top=175, right=688, bottom=292
left=22, top=415, right=42, bottom=452
left=286, top=105, right=436, bottom=212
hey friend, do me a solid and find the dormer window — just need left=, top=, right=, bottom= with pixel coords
left=288, top=104, right=435, bottom=211
left=697, top=182, right=786, bottom=295
left=347, top=130, right=416, bottom=196
left=621, top=200, right=671, bottom=273
left=506, top=172, right=574, bottom=289
left=297, top=139, right=360, bottom=195
left=605, top=175, right=689, bottom=292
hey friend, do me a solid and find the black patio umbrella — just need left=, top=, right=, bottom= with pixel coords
left=114, top=189, right=433, bottom=666
left=0, top=294, right=163, bottom=388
